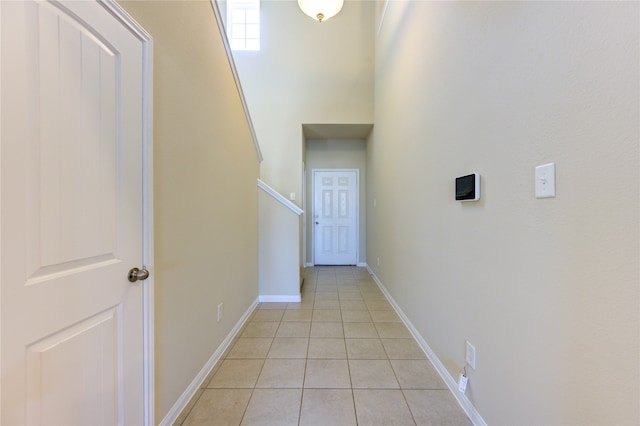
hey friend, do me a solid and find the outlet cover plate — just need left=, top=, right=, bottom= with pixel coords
left=535, top=162, right=556, bottom=198
left=466, top=341, right=476, bottom=370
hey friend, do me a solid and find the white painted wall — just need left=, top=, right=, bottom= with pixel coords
left=117, top=1, right=260, bottom=422
left=368, top=1, right=639, bottom=424
left=228, top=0, right=375, bottom=203
left=258, top=184, right=302, bottom=300
left=305, top=139, right=367, bottom=265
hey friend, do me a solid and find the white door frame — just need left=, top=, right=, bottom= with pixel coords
left=101, top=2, right=155, bottom=424
left=311, top=168, right=359, bottom=266
left=302, top=161, right=307, bottom=269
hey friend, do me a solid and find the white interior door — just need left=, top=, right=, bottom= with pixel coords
left=1, top=1, right=149, bottom=424
left=313, top=170, right=358, bottom=265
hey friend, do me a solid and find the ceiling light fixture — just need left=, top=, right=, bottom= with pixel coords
left=298, top=0, right=344, bottom=23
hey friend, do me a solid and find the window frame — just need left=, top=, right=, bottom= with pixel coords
left=226, top=0, right=261, bottom=51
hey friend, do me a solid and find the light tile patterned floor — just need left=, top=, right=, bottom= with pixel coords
left=177, top=266, right=472, bottom=426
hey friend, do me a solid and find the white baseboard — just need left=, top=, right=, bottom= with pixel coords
left=305, top=262, right=368, bottom=268
left=366, top=266, right=487, bottom=426
left=258, top=294, right=301, bottom=303
left=158, top=297, right=259, bottom=426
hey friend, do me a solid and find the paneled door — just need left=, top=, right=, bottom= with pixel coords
left=1, top=1, right=150, bottom=424
left=313, top=170, right=358, bottom=265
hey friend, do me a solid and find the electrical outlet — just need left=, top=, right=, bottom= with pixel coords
left=217, top=303, right=224, bottom=322
left=466, top=340, right=476, bottom=370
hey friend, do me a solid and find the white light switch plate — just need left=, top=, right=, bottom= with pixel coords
left=535, top=163, right=556, bottom=198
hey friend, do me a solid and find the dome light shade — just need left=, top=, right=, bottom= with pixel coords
left=298, top=0, right=344, bottom=23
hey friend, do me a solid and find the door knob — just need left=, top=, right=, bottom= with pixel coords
left=315, top=222, right=319, bottom=225
left=128, top=267, right=149, bottom=283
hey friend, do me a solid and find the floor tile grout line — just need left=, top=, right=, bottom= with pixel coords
left=237, top=386, right=255, bottom=426
left=183, top=267, right=468, bottom=425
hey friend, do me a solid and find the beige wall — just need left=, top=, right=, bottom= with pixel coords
left=117, top=1, right=260, bottom=422
left=368, top=1, right=639, bottom=424
left=305, top=139, right=367, bottom=265
left=258, top=186, right=302, bottom=298
left=229, top=0, right=375, bottom=203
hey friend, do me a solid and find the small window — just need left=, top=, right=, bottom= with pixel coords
left=227, top=0, right=260, bottom=51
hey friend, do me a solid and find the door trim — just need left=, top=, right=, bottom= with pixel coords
left=99, top=2, right=155, bottom=425
left=311, top=169, right=359, bottom=266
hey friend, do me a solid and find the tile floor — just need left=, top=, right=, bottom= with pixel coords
left=176, top=266, right=472, bottom=426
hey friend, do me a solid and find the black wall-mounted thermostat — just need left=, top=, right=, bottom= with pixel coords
left=455, top=173, right=480, bottom=201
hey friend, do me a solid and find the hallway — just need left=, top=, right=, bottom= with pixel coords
left=176, top=267, right=471, bottom=425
